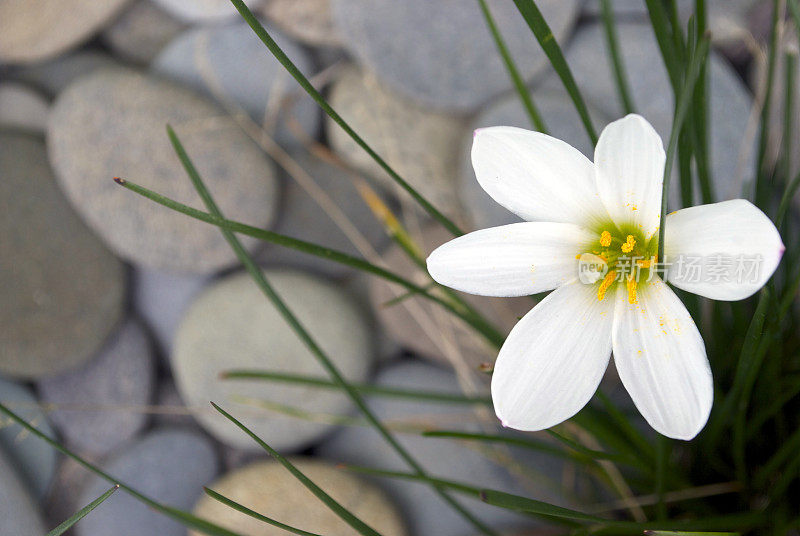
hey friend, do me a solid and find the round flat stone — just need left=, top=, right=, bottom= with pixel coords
left=191, top=458, right=408, bottom=536
left=8, top=51, right=119, bottom=97
left=0, top=83, right=49, bottom=133
left=258, top=150, right=391, bottom=277
left=0, top=0, right=130, bottom=64
left=152, top=0, right=264, bottom=22
left=0, top=452, right=46, bottom=536
left=327, top=65, right=466, bottom=220
left=152, top=20, right=319, bottom=146
left=132, top=267, right=210, bottom=354
left=0, top=378, right=57, bottom=498
left=47, top=68, right=278, bottom=273
left=259, top=0, right=343, bottom=47
left=75, top=429, right=219, bottom=536
left=172, top=269, right=375, bottom=451
left=102, top=0, right=187, bottom=65
left=551, top=21, right=755, bottom=207
left=319, top=361, right=567, bottom=536
left=37, top=320, right=155, bottom=455
left=459, top=91, right=611, bottom=230
left=0, top=132, right=125, bottom=379
left=369, top=224, right=529, bottom=369
left=330, top=0, right=581, bottom=111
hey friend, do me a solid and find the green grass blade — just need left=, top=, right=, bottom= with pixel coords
left=0, top=403, right=246, bottom=536
left=227, top=0, right=462, bottom=236
left=204, top=488, right=322, bottom=536
left=47, top=485, right=119, bottom=536
left=210, top=403, right=381, bottom=536
left=755, top=0, right=782, bottom=207
left=342, top=464, right=605, bottom=523
left=776, top=53, right=798, bottom=227
left=478, top=489, right=607, bottom=523
left=644, top=530, right=739, bottom=536
left=754, top=423, right=800, bottom=487
left=691, top=0, right=714, bottom=205
left=477, top=0, right=547, bottom=132
left=644, top=0, right=683, bottom=92
left=112, top=177, right=503, bottom=348
left=166, top=126, right=498, bottom=536
left=222, top=370, right=493, bottom=405
left=657, top=34, right=710, bottom=258
left=705, top=289, right=771, bottom=449
left=512, top=0, right=598, bottom=144
left=600, top=0, right=636, bottom=114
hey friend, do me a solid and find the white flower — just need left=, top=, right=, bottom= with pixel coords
left=427, top=114, right=784, bottom=440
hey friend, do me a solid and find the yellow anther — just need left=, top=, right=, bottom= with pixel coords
left=626, top=274, right=638, bottom=304
left=620, top=235, right=636, bottom=253
left=597, top=270, right=617, bottom=302
left=599, top=230, right=612, bottom=247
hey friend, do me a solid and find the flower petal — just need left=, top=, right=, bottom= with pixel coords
left=613, top=278, right=713, bottom=440
left=492, top=281, right=614, bottom=431
left=594, top=114, right=665, bottom=239
left=427, top=222, right=595, bottom=297
left=472, top=126, right=604, bottom=226
left=664, top=199, right=784, bottom=301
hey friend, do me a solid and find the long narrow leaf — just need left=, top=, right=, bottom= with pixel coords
left=477, top=0, right=547, bottom=132
left=0, top=403, right=246, bottom=536
left=204, top=488, right=322, bottom=536
left=222, top=370, right=492, bottom=405
left=166, top=126, right=498, bottom=536
left=211, top=403, right=381, bottom=536
left=112, top=177, right=503, bottom=348
left=657, top=34, right=711, bottom=257
left=227, top=0, right=462, bottom=236
left=512, top=0, right=598, bottom=144
left=47, top=486, right=119, bottom=536
left=600, top=0, right=636, bottom=114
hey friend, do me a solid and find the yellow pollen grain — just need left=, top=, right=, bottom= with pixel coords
left=599, top=231, right=612, bottom=247
left=626, top=274, right=638, bottom=304
left=597, top=270, right=616, bottom=302
left=620, top=235, right=636, bottom=253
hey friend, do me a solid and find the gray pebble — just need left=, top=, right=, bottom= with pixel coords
left=152, top=20, right=320, bottom=146
left=37, top=320, right=155, bottom=455
left=132, top=266, right=210, bottom=354
left=0, top=377, right=57, bottom=498
left=47, top=68, right=279, bottom=273
left=330, top=0, right=581, bottom=111
left=0, top=0, right=129, bottom=64
left=152, top=0, right=264, bottom=22
left=190, top=459, right=409, bottom=536
left=9, top=50, right=119, bottom=97
left=102, top=0, right=187, bottom=65
left=0, top=83, right=49, bottom=134
left=319, top=360, right=567, bottom=536
left=459, top=91, right=611, bottom=230
left=327, top=65, right=466, bottom=221
left=259, top=0, right=343, bottom=48
left=75, top=428, right=219, bottom=536
left=0, top=131, right=125, bottom=379
left=171, top=269, right=375, bottom=451
left=257, top=150, right=391, bottom=277
left=0, top=451, right=46, bottom=536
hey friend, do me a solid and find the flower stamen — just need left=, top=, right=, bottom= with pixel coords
left=597, top=270, right=617, bottom=302
left=626, top=273, right=638, bottom=304
left=599, top=230, right=612, bottom=247
left=621, top=235, right=636, bottom=253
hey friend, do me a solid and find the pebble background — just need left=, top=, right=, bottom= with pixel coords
left=0, top=0, right=778, bottom=534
